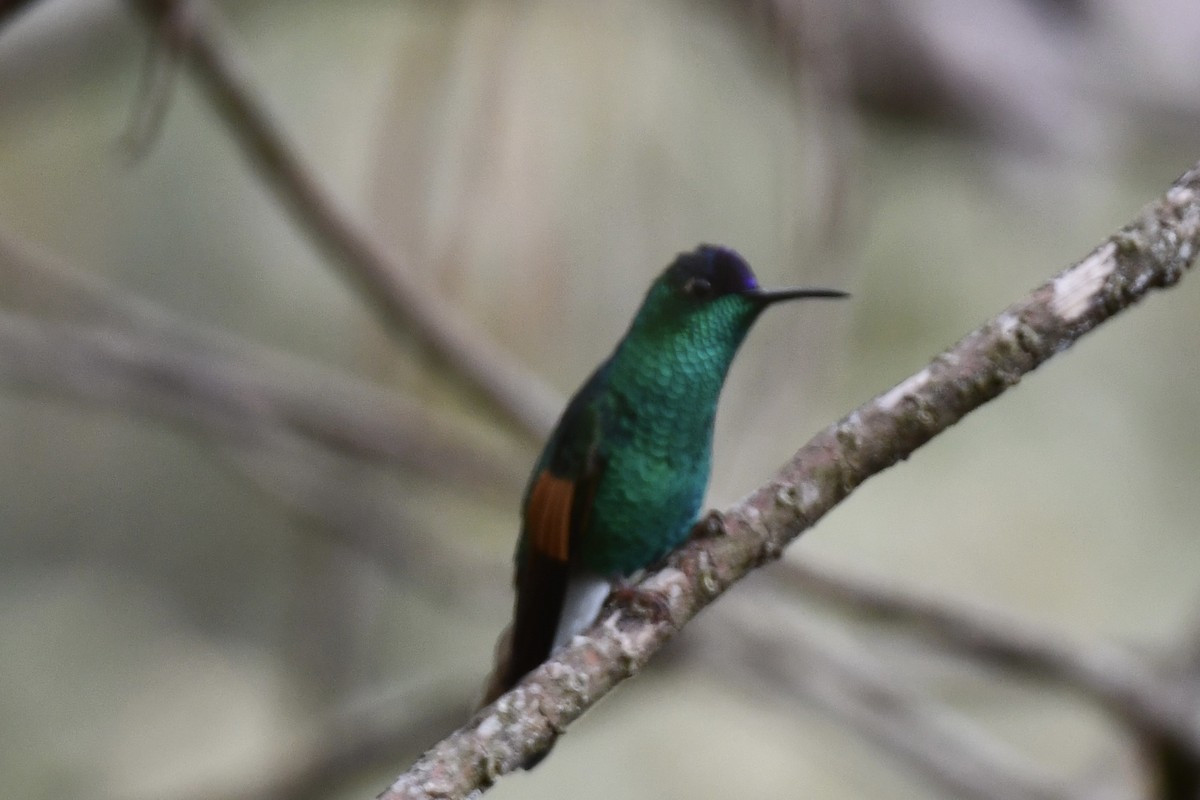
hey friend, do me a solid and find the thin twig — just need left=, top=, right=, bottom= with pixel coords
left=121, top=0, right=187, bottom=159
left=378, top=161, right=1200, bottom=799
left=125, top=0, right=561, bottom=440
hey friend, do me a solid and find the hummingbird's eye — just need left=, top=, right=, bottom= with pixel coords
left=682, top=276, right=713, bottom=299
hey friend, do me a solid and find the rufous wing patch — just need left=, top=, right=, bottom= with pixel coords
left=526, top=470, right=574, bottom=562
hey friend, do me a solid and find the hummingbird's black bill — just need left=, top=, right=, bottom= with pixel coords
left=747, top=287, right=850, bottom=306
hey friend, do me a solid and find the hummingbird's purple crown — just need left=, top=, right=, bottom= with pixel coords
left=668, top=244, right=760, bottom=297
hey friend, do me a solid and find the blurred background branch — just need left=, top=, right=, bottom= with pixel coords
left=705, top=596, right=1076, bottom=800
left=768, top=557, right=1179, bottom=735
left=127, top=0, right=562, bottom=440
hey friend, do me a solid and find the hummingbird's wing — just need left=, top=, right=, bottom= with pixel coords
left=481, top=362, right=611, bottom=706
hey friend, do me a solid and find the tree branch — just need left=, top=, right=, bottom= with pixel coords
left=124, top=0, right=561, bottom=440
left=378, top=161, right=1200, bottom=799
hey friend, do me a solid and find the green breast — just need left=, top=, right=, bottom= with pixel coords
left=574, top=326, right=734, bottom=574
left=567, top=283, right=761, bottom=575
left=577, top=417, right=714, bottom=573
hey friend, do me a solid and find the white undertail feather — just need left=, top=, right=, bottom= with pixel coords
left=554, top=574, right=612, bottom=650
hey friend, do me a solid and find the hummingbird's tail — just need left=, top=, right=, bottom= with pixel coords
left=478, top=623, right=514, bottom=709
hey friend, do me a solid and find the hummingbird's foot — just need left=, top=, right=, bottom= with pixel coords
left=608, top=581, right=674, bottom=627
left=690, top=509, right=727, bottom=539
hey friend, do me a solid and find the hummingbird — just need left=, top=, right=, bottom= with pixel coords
left=482, top=245, right=847, bottom=723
